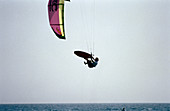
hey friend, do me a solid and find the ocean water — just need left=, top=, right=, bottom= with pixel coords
left=0, top=103, right=170, bottom=111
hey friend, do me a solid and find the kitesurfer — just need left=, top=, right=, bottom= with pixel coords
left=74, top=50, right=99, bottom=68
left=84, top=56, right=99, bottom=68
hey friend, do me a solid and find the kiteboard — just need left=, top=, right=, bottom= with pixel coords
left=74, top=51, right=92, bottom=60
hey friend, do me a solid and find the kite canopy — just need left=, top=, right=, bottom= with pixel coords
left=48, top=0, right=70, bottom=39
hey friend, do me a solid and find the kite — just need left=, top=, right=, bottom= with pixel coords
left=48, top=0, right=70, bottom=39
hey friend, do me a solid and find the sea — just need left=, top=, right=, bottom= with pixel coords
left=0, top=103, right=170, bottom=111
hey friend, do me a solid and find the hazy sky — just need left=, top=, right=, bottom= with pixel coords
left=0, top=0, right=170, bottom=103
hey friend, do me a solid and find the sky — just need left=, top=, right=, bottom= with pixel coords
left=0, top=0, right=170, bottom=103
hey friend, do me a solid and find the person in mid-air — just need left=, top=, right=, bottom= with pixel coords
left=74, top=50, right=99, bottom=68
left=84, top=56, right=99, bottom=68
